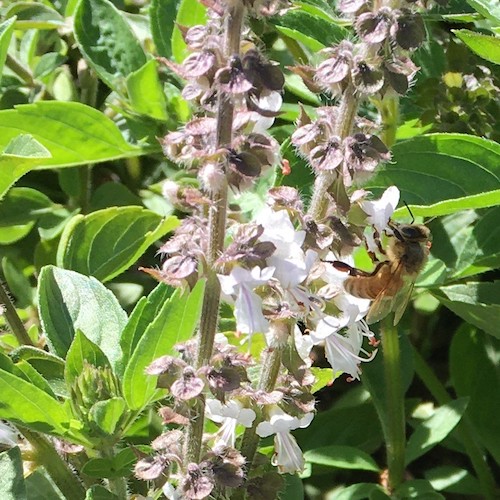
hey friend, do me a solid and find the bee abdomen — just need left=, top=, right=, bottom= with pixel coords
left=344, top=277, right=385, bottom=300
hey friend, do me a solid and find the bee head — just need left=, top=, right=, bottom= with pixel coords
left=390, top=222, right=431, bottom=243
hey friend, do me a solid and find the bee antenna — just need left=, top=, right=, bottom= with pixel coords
left=403, top=200, right=415, bottom=224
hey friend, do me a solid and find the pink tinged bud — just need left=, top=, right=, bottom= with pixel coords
left=183, top=50, right=216, bottom=78
left=171, top=368, right=205, bottom=400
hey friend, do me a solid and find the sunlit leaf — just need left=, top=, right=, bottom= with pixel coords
left=122, top=280, right=205, bottom=410
left=304, top=445, right=380, bottom=471
left=432, top=282, right=500, bottom=338
left=58, top=207, right=178, bottom=282
left=38, top=266, right=127, bottom=367
left=74, top=0, right=146, bottom=90
left=453, top=30, right=500, bottom=65
left=405, top=398, right=469, bottom=465
left=171, top=0, right=207, bottom=62
left=367, top=134, right=500, bottom=217
left=126, top=60, right=168, bottom=120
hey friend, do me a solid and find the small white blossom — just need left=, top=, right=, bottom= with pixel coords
left=252, top=90, right=283, bottom=133
left=206, top=399, right=256, bottom=447
left=219, top=266, right=275, bottom=335
left=256, top=407, right=314, bottom=474
left=361, top=185, right=400, bottom=234
left=163, top=482, right=182, bottom=500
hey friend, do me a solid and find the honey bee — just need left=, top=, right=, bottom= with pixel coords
left=332, top=220, right=432, bottom=325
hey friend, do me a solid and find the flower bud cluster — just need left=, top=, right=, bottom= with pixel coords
left=291, top=0, right=428, bottom=188
left=160, top=17, right=283, bottom=193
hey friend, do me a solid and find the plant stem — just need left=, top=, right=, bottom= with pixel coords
left=101, top=446, right=128, bottom=498
left=381, top=317, right=406, bottom=492
left=0, top=282, right=34, bottom=346
left=377, top=95, right=399, bottom=148
left=231, top=323, right=288, bottom=500
left=184, top=3, right=245, bottom=465
left=21, top=428, right=86, bottom=500
left=5, top=54, right=35, bottom=87
left=412, top=346, right=497, bottom=499
left=307, top=84, right=359, bottom=220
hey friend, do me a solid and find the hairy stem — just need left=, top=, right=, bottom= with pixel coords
left=308, top=84, right=359, bottom=220
left=0, top=282, right=34, bottom=346
left=184, top=3, right=245, bottom=465
left=231, top=323, right=289, bottom=500
left=381, top=318, right=406, bottom=492
left=21, top=429, right=86, bottom=500
left=377, top=95, right=399, bottom=148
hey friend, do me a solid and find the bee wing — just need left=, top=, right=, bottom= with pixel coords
left=366, top=289, right=394, bottom=324
left=365, top=262, right=406, bottom=325
left=392, top=275, right=416, bottom=325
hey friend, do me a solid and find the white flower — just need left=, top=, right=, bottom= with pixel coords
left=206, top=399, right=256, bottom=448
left=361, top=186, right=400, bottom=234
left=0, top=422, right=17, bottom=448
left=219, top=266, right=275, bottom=335
left=163, top=482, right=182, bottom=500
left=256, top=407, right=314, bottom=474
left=251, top=90, right=283, bottom=133
left=310, top=317, right=376, bottom=380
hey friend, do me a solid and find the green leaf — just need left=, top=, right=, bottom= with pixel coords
left=432, top=282, right=500, bottom=338
left=10, top=346, right=66, bottom=398
left=150, top=0, right=178, bottom=58
left=405, top=398, right=469, bottom=465
left=85, top=485, right=119, bottom=499
left=0, top=103, right=145, bottom=196
left=304, top=445, right=379, bottom=471
left=450, top=328, right=500, bottom=463
left=126, top=60, right=168, bottom=120
left=58, top=207, right=178, bottom=282
left=366, top=134, right=500, bottom=217
left=2, top=257, right=35, bottom=308
left=65, top=331, right=111, bottom=388
left=0, top=369, right=70, bottom=435
left=451, top=206, right=500, bottom=278
left=171, top=0, right=207, bottom=62
left=6, top=3, right=64, bottom=30
left=330, top=483, right=388, bottom=500
left=0, top=448, right=26, bottom=500
left=74, top=0, right=146, bottom=90
left=122, top=280, right=205, bottom=410
left=425, top=466, right=481, bottom=495
left=34, top=53, right=67, bottom=79
left=453, top=30, right=500, bottom=65
left=14, top=360, right=56, bottom=398
left=37, top=266, right=128, bottom=367
left=89, top=397, right=126, bottom=435
left=281, top=474, right=303, bottom=500
left=273, top=10, right=349, bottom=51
left=0, top=135, right=51, bottom=200
left=296, top=397, right=382, bottom=452
left=466, top=0, right=500, bottom=23
left=118, top=282, right=174, bottom=375
left=310, top=367, right=336, bottom=393
left=395, top=480, right=444, bottom=499
left=25, top=468, right=65, bottom=500
left=0, top=18, right=16, bottom=86
left=82, top=448, right=136, bottom=479
left=0, top=187, right=53, bottom=227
